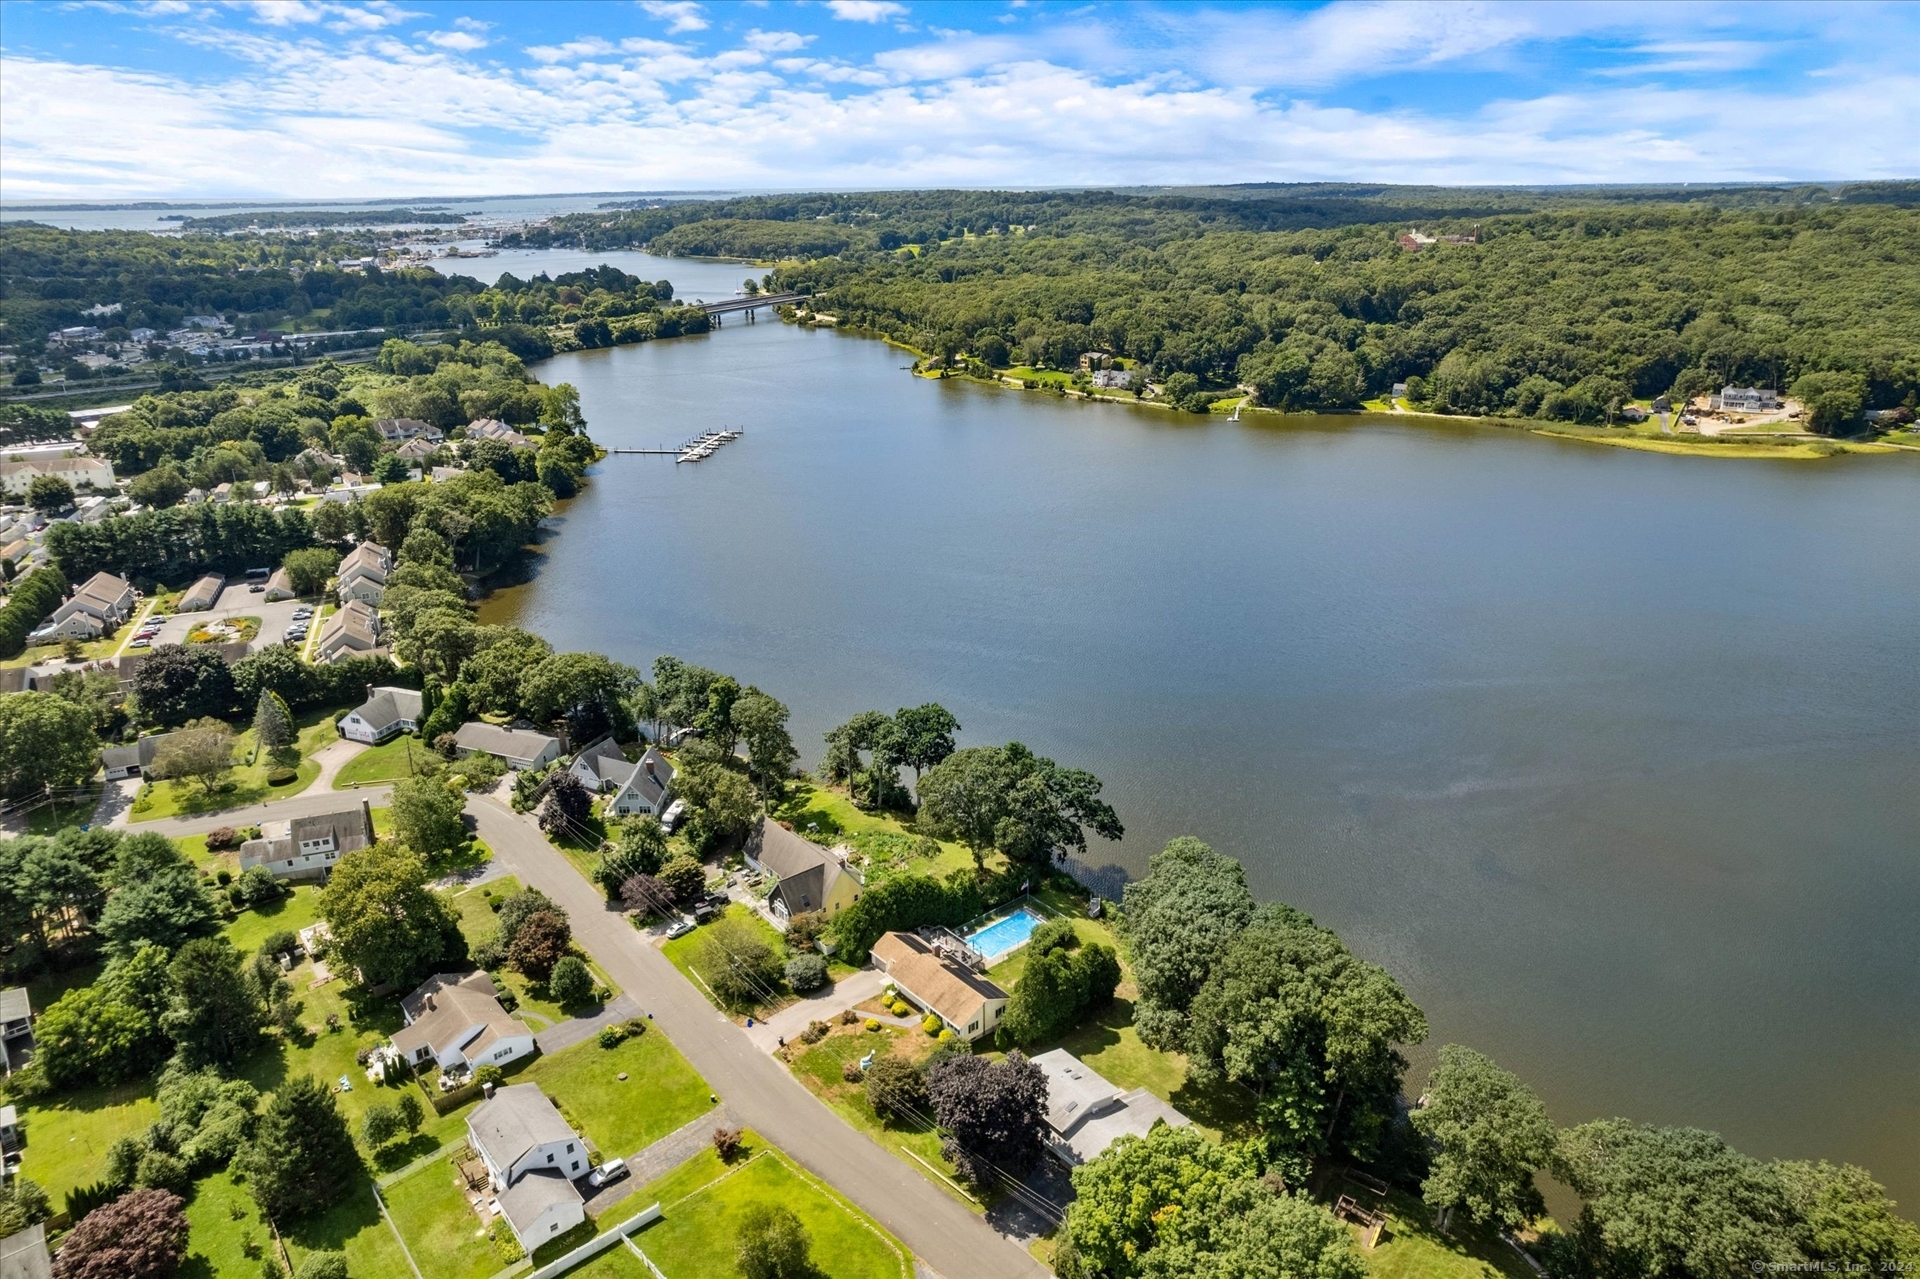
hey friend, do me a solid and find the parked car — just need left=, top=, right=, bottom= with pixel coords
left=692, top=901, right=722, bottom=924
left=129, top=638, right=151, bottom=648
left=663, top=916, right=696, bottom=940
left=587, top=1158, right=627, bottom=1188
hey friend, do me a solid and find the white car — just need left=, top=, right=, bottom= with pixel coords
left=663, top=916, right=696, bottom=940
left=586, top=1158, right=627, bottom=1188
left=129, top=638, right=152, bottom=648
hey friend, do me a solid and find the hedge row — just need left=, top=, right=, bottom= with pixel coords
left=0, top=565, right=68, bottom=658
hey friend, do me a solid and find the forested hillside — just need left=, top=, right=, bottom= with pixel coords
left=541, top=186, right=1920, bottom=425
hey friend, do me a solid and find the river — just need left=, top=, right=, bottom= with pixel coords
left=477, top=253, right=1920, bottom=1203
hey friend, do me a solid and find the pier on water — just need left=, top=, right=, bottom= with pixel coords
left=605, top=429, right=744, bottom=463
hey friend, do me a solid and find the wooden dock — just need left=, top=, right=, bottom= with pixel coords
left=605, top=429, right=744, bottom=463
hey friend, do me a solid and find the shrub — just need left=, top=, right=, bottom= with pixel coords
left=622, top=1018, right=648, bottom=1037
left=840, top=1008, right=858, bottom=1025
left=205, top=827, right=240, bottom=851
left=507, top=909, right=571, bottom=982
left=737, top=1201, right=812, bottom=1279
left=864, top=1053, right=930, bottom=1123
left=938, top=1029, right=958, bottom=1043
left=266, top=766, right=298, bottom=785
left=802, top=1020, right=831, bottom=1045
left=235, top=864, right=282, bottom=907
left=784, top=953, right=828, bottom=993
left=258, top=930, right=298, bottom=959
left=864, top=1018, right=881, bottom=1032
left=547, top=955, right=593, bottom=1006
left=494, top=988, right=517, bottom=1012
left=475, top=1065, right=504, bottom=1089
left=295, top=1254, right=349, bottom=1279
left=1027, top=918, right=1078, bottom=956
left=598, top=1025, right=627, bottom=1049
left=471, top=939, right=505, bottom=970
left=712, top=1125, right=743, bottom=1162
left=65, top=1179, right=121, bottom=1224
left=215, top=870, right=233, bottom=886
left=922, top=1013, right=943, bottom=1036
left=891, top=1000, right=912, bottom=1017
left=361, top=1103, right=401, bottom=1148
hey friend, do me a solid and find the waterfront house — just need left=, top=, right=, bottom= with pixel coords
left=393, top=972, right=535, bottom=1074
left=466, top=418, right=537, bottom=450
left=465, top=1083, right=587, bottom=1248
left=744, top=817, right=862, bottom=919
left=869, top=931, right=1008, bottom=1043
left=567, top=738, right=676, bottom=818
left=315, top=600, right=382, bottom=663
left=335, top=541, right=393, bottom=605
left=240, top=800, right=374, bottom=882
left=1029, top=1049, right=1191, bottom=1165
left=453, top=721, right=561, bottom=770
left=339, top=686, right=424, bottom=744
left=1710, top=386, right=1780, bottom=412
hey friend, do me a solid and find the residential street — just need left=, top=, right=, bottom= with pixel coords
left=466, top=795, right=1050, bottom=1279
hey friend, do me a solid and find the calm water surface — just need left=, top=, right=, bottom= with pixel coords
left=485, top=297, right=1920, bottom=1200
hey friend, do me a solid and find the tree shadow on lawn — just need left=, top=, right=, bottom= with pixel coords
left=373, top=1131, right=447, bottom=1174
left=284, top=1184, right=390, bottom=1257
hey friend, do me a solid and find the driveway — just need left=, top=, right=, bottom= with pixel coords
left=745, top=968, right=890, bottom=1054
left=466, top=796, right=1047, bottom=1279
left=310, top=737, right=368, bottom=791
left=142, top=582, right=312, bottom=654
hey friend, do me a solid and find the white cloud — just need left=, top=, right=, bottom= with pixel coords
left=745, top=29, right=812, bottom=53
left=425, top=29, right=488, bottom=51
left=527, top=37, right=622, bottom=64
left=639, top=1, right=708, bottom=34
left=827, top=1, right=908, bottom=22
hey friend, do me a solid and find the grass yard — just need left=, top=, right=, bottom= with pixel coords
left=221, top=884, right=323, bottom=954
left=334, top=735, right=430, bottom=788
left=130, top=706, right=343, bottom=822
left=525, top=1026, right=712, bottom=1159
left=563, top=1245, right=654, bottom=1279
left=20, top=788, right=103, bottom=835
left=180, top=1167, right=414, bottom=1279
left=1345, top=1186, right=1536, bottom=1279
left=661, top=903, right=795, bottom=1019
left=8, top=1079, right=157, bottom=1207
left=771, top=781, right=979, bottom=882
left=380, top=1157, right=501, bottom=1279
left=629, top=1139, right=910, bottom=1279
left=0, top=615, right=139, bottom=669
left=786, top=1023, right=976, bottom=1208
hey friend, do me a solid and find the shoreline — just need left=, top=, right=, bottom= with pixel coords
left=822, top=322, right=1905, bottom=462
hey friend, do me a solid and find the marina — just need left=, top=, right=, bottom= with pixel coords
left=605, top=428, right=744, bottom=463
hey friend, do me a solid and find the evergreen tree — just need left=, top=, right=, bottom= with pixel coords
left=252, top=689, right=293, bottom=755
left=239, top=1074, right=362, bottom=1224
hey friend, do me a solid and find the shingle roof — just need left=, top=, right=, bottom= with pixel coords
left=454, top=721, right=558, bottom=766
left=72, top=571, right=132, bottom=611
left=0, top=986, right=30, bottom=1024
left=100, top=731, right=176, bottom=773
left=179, top=574, right=223, bottom=610
left=392, top=971, right=521, bottom=1061
left=871, top=932, right=1007, bottom=1029
left=338, top=541, right=391, bottom=581
left=497, top=1168, right=580, bottom=1232
left=353, top=686, right=423, bottom=733
left=746, top=818, right=848, bottom=915
left=468, top=1083, right=577, bottom=1173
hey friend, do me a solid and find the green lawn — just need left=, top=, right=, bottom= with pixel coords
left=0, top=613, right=140, bottom=669
left=380, top=1157, right=500, bottom=1279
left=772, top=780, right=979, bottom=882
left=661, top=903, right=794, bottom=1019
left=1348, top=1186, right=1537, bottom=1279
left=221, top=884, right=323, bottom=954
left=21, top=788, right=103, bottom=835
left=9, top=1079, right=157, bottom=1208
left=130, top=706, right=342, bottom=822
left=525, top=1026, right=712, bottom=1159
left=180, top=1166, right=414, bottom=1279
left=629, top=1139, right=910, bottom=1279
left=334, top=735, right=430, bottom=788
left=446, top=877, right=615, bottom=1029
left=786, top=1023, right=974, bottom=1208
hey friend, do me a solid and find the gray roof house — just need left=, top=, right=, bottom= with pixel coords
left=1, top=987, right=32, bottom=1076
left=392, top=972, right=534, bottom=1073
left=567, top=739, right=676, bottom=818
left=316, top=600, right=382, bottom=663
left=466, top=1083, right=587, bottom=1248
left=335, top=541, right=393, bottom=606
left=453, top=722, right=561, bottom=770
left=339, top=686, right=424, bottom=745
left=1029, top=1049, right=1191, bottom=1165
left=372, top=417, right=442, bottom=443
left=100, top=729, right=180, bottom=779
left=28, top=570, right=135, bottom=642
left=178, top=574, right=224, bottom=611
left=263, top=567, right=296, bottom=601
left=239, top=800, right=374, bottom=881
left=0, top=1223, right=52, bottom=1279
left=745, top=817, right=862, bottom=919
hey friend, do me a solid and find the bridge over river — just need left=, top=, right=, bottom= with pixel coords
left=692, top=291, right=807, bottom=322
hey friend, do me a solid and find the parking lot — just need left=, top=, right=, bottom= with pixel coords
left=130, top=582, right=315, bottom=655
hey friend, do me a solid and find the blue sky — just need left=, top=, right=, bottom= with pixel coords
left=2, top=1, right=1915, bottom=200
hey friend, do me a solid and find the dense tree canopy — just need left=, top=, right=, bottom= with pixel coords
left=916, top=742, right=1122, bottom=869
left=1411, top=1044, right=1555, bottom=1230
left=318, top=842, right=464, bottom=988
left=1119, top=837, right=1256, bottom=1052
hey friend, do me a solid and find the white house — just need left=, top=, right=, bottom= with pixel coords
left=567, top=739, right=677, bottom=818
left=178, top=574, right=224, bottom=611
left=466, top=418, right=536, bottom=450
left=453, top=722, right=561, bottom=770
left=1711, top=386, right=1781, bottom=413
left=1029, top=1049, right=1191, bottom=1165
left=100, top=730, right=179, bottom=780
left=466, top=1083, right=587, bottom=1249
left=239, top=800, right=374, bottom=882
left=1, top=986, right=34, bottom=1077
left=391, top=972, right=535, bottom=1074
left=371, top=418, right=442, bottom=444
left=335, top=541, right=393, bottom=605
left=338, top=686, right=424, bottom=745
left=27, top=571, right=135, bottom=642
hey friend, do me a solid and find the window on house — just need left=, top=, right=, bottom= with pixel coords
left=547, top=1153, right=555, bottom=1162
left=566, top=1143, right=574, bottom=1153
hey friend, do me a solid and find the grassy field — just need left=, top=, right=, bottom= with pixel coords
left=660, top=903, right=794, bottom=1019
left=771, top=781, right=978, bottom=881
left=221, top=884, right=323, bottom=954
left=9, top=1079, right=157, bottom=1207
left=628, top=1138, right=911, bottom=1279
left=444, top=876, right=616, bottom=1029
left=180, top=1166, right=413, bottom=1279
left=526, top=1029, right=713, bottom=1160
left=380, top=1158, right=501, bottom=1279
left=21, top=787, right=102, bottom=835
left=0, top=613, right=140, bottom=669
left=333, top=735, right=428, bottom=788
left=1345, top=1186, right=1537, bottom=1279
left=786, top=1022, right=976, bottom=1208
left=129, top=706, right=341, bottom=822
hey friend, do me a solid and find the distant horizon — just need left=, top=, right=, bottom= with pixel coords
left=4, top=176, right=1912, bottom=213
left=3, top=1, right=1914, bottom=200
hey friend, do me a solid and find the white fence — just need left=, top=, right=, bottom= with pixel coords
left=524, top=1202, right=663, bottom=1279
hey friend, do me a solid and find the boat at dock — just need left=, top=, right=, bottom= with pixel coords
left=675, top=428, right=744, bottom=463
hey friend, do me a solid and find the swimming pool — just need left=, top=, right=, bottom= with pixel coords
left=963, top=905, right=1045, bottom=962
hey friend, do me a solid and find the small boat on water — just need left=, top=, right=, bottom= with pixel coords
left=675, top=428, right=745, bottom=463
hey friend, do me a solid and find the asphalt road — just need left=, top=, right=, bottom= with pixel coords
left=124, top=783, right=394, bottom=837
left=467, top=795, right=1049, bottom=1279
